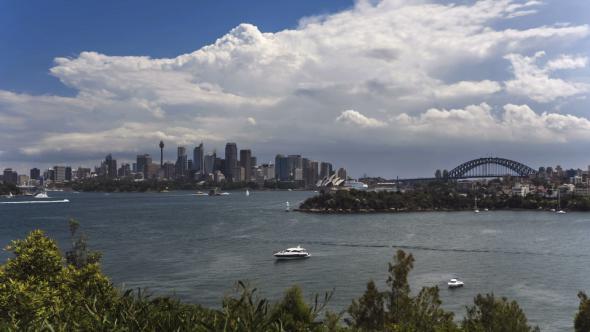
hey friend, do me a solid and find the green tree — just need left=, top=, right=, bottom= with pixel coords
left=462, top=293, right=539, bottom=332
left=387, top=250, right=414, bottom=323
left=347, top=280, right=385, bottom=331
left=575, top=291, right=590, bottom=332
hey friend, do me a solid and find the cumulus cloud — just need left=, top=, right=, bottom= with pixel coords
left=1, top=0, right=590, bottom=174
left=395, top=103, right=590, bottom=143
left=336, top=110, right=387, bottom=128
left=504, top=51, right=590, bottom=102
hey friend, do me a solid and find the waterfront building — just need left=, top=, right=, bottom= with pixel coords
left=65, top=166, right=72, bottom=181
left=53, top=166, right=66, bottom=183
left=306, top=161, right=319, bottom=187
left=261, top=163, right=275, bottom=180
left=214, top=170, right=225, bottom=183
left=2, top=168, right=17, bottom=184
left=294, top=168, right=303, bottom=181
left=225, top=143, right=238, bottom=182
left=136, top=154, right=152, bottom=178
left=239, top=149, right=252, bottom=182
left=147, top=163, right=160, bottom=179
left=275, top=154, right=289, bottom=181
left=17, top=174, right=29, bottom=186
left=76, top=167, right=91, bottom=179
left=30, top=168, right=40, bottom=180
left=176, top=146, right=188, bottom=178
left=118, top=163, right=131, bottom=177
left=287, top=155, right=302, bottom=179
left=511, top=183, right=529, bottom=197
left=193, top=143, right=204, bottom=174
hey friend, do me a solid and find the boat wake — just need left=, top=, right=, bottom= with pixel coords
left=1, top=199, right=70, bottom=204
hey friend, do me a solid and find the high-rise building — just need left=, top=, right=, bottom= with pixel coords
left=193, top=143, right=204, bottom=174
left=105, top=154, right=117, bottom=178
left=30, top=168, right=40, bottom=180
left=337, top=167, right=347, bottom=180
left=204, top=152, right=215, bottom=175
left=2, top=168, right=17, bottom=184
left=176, top=146, right=188, bottom=178
left=53, top=166, right=66, bottom=182
left=65, top=166, right=72, bottom=181
left=118, top=163, right=131, bottom=177
left=320, top=162, right=333, bottom=179
left=17, top=174, right=29, bottom=186
left=225, top=143, right=238, bottom=182
left=163, top=162, right=176, bottom=179
left=239, top=149, right=252, bottom=182
left=275, top=154, right=289, bottom=181
left=309, top=161, right=319, bottom=186
left=136, top=154, right=152, bottom=178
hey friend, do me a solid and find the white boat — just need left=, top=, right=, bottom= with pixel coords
left=285, top=201, right=290, bottom=212
left=448, top=278, right=464, bottom=288
left=474, top=196, right=479, bottom=213
left=273, top=246, right=311, bottom=260
left=556, top=191, right=566, bottom=214
left=34, top=192, right=49, bottom=199
left=220, top=192, right=230, bottom=196
left=245, top=189, right=250, bottom=197
left=193, top=191, right=208, bottom=196
left=3, top=192, right=14, bottom=199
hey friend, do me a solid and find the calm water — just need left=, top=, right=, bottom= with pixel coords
left=1, top=191, right=589, bottom=331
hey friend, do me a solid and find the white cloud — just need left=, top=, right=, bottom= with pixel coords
left=336, top=110, right=387, bottom=128
left=504, top=52, right=589, bottom=102
left=1, top=0, right=590, bottom=172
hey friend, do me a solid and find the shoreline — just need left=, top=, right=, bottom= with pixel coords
left=295, top=207, right=570, bottom=214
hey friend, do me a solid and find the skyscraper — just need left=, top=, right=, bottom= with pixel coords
left=176, top=146, right=188, bottom=178
left=320, top=162, right=333, bottom=179
left=275, top=154, right=290, bottom=181
left=204, top=152, right=215, bottom=175
left=30, top=168, right=40, bottom=180
left=136, top=154, right=152, bottom=178
left=193, top=143, right=204, bottom=174
left=225, top=143, right=238, bottom=182
left=2, top=168, right=17, bottom=184
left=239, top=149, right=252, bottom=182
left=105, top=154, right=117, bottom=178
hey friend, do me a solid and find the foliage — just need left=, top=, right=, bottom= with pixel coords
left=575, top=292, right=590, bottom=332
left=0, top=182, right=19, bottom=196
left=462, top=294, right=539, bottom=332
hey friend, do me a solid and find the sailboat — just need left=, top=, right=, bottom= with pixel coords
left=245, top=189, right=250, bottom=197
left=285, top=201, right=290, bottom=212
left=556, top=191, right=566, bottom=214
left=474, top=196, right=480, bottom=213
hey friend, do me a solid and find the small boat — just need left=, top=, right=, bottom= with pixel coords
left=484, top=208, right=489, bottom=211
left=194, top=191, right=208, bottom=196
left=220, top=192, right=230, bottom=196
left=34, top=191, right=49, bottom=199
left=245, top=189, right=250, bottom=197
left=557, top=210, right=567, bottom=214
left=273, top=245, right=311, bottom=260
left=556, top=191, right=565, bottom=214
left=448, top=278, right=464, bottom=288
left=473, top=196, right=479, bottom=213
left=550, top=208, right=556, bottom=212
left=3, top=192, right=14, bottom=198
left=285, top=201, right=290, bottom=212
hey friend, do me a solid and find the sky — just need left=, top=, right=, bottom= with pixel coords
left=1, top=0, right=590, bottom=178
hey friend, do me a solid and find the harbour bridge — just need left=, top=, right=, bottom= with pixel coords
left=447, top=157, right=536, bottom=179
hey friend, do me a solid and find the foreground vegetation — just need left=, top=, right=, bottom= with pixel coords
left=1, top=221, right=590, bottom=331
left=0, top=183, right=19, bottom=196
left=300, top=185, right=590, bottom=213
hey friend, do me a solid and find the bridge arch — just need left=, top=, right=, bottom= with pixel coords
left=448, top=157, right=537, bottom=179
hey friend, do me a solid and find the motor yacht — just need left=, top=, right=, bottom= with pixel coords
left=556, top=210, right=567, bottom=214
left=448, top=278, right=464, bottom=288
left=273, top=246, right=311, bottom=260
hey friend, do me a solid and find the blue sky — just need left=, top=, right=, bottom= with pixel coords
left=0, top=0, right=353, bottom=95
left=1, top=0, right=590, bottom=177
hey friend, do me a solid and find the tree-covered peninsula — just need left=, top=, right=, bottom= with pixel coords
left=299, top=183, right=590, bottom=213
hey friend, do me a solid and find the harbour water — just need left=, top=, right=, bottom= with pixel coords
left=1, top=190, right=589, bottom=331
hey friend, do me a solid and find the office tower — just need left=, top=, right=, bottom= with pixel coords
left=310, top=161, right=319, bottom=185
left=105, top=154, right=117, bottom=178
left=225, top=143, right=238, bottom=182
left=136, top=154, right=152, bottom=178
left=30, top=168, right=40, bottom=180
left=163, top=162, right=176, bottom=179
left=239, top=149, right=252, bottom=182
left=65, top=166, right=72, bottom=181
left=2, top=168, right=17, bottom=184
left=320, top=162, right=333, bottom=179
left=17, top=174, right=29, bottom=186
left=159, top=140, right=165, bottom=167
left=53, top=166, right=66, bottom=182
left=193, top=143, right=204, bottom=174
left=250, top=156, right=257, bottom=167
left=275, top=154, right=290, bottom=181
left=204, top=152, right=215, bottom=175
left=176, top=146, right=188, bottom=178
left=337, top=168, right=347, bottom=180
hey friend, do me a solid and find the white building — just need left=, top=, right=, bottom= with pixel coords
left=512, top=183, right=529, bottom=197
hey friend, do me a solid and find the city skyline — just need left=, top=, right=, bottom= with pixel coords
left=1, top=0, right=590, bottom=177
